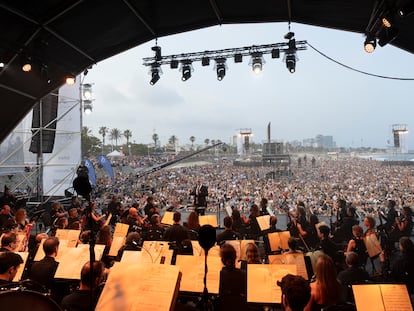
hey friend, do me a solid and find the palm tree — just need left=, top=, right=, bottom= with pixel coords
left=152, top=133, right=159, bottom=149
left=110, top=128, right=122, bottom=149
left=204, top=138, right=210, bottom=146
left=169, top=135, right=177, bottom=146
left=123, top=129, right=132, bottom=145
left=99, top=126, right=108, bottom=155
left=189, top=136, right=195, bottom=149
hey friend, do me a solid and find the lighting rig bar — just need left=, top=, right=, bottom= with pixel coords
left=142, top=35, right=307, bottom=84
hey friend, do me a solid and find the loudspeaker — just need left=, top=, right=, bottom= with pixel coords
left=29, top=92, right=58, bottom=153
left=393, top=131, right=400, bottom=148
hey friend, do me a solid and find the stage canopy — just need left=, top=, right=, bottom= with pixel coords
left=1, top=0, right=413, bottom=143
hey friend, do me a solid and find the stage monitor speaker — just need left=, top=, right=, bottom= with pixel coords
left=29, top=92, right=58, bottom=154
left=393, top=131, right=400, bottom=148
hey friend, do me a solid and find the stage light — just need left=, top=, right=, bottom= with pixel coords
left=151, top=46, right=162, bottom=61
left=364, top=36, right=377, bottom=53
left=181, top=61, right=193, bottom=81
left=215, top=58, right=226, bottom=81
left=201, top=57, right=210, bottom=66
left=382, top=16, right=392, bottom=28
left=170, top=59, right=179, bottom=69
left=22, top=58, right=32, bottom=72
left=250, top=52, right=263, bottom=74
left=149, top=62, right=162, bottom=85
left=234, top=53, right=243, bottom=63
left=65, top=74, right=76, bottom=85
left=284, top=32, right=295, bottom=40
left=286, top=54, right=296, bottom=73
left=81, top=83, right=93, bottom=99
left=83, top=99, right=93, bottom=114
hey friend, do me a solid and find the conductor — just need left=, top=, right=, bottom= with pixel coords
left=190, top=179, right=208, bottom=216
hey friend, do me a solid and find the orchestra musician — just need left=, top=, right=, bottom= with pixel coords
left=0, top=251, right=23, bottom=286
left=144, top=196, right=159, bottom=219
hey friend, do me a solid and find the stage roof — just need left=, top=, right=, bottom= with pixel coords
left=0, top=0, right=413, bottom=142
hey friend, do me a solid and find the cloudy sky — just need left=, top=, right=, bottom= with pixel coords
left=82, top=22, right=414, bottom=149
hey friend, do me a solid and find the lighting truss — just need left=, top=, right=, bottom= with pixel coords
left=143, top=38, right=307, bottom=83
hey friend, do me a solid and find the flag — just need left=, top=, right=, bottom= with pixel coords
left=83, top=159, right=96, bottom=187
left=97, top=155, right=114, bottom=181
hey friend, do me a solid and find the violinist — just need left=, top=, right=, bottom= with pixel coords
left=287, top=205, right=310, bottom=250
left=125, top=207, right=148, bottom=231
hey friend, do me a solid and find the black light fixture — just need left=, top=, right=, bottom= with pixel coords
left=250, top=52, right=263, bottom=74
left=215, top=58, right=226, bottom=81
left=398, top=2, right=414, bottom=17
left=21, top=57, right=32, bottom=72
left=364, top=35, right=377, bottom=53
left=377, top=27, right=399, bottom=47
left=181, top=60, right=192, bottom=81
left=170, top=59, right=179, bottom=69
left=201, top=56, right=210, bottom=66
left=65, top=74, right=76, bottom=85
left=149, top=62, right=162, bottom=85
left=286, top=54, right=296, bottom=73
left=151, top=46, right=162, bottom=61
left=271, top=49, right=280, bottom=58
left=234, top=53, right=243, bottom=63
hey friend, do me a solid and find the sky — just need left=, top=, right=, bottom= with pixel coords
left=82, top=22, right=414, bottom=150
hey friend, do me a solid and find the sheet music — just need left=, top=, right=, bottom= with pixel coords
left=54, top=245, right=105, bottom=279
left=113, top=223, right=129, bottom=237
left=268, top=231, right=291, bottom=252
left=268, top=252, right=308, bottom=280
left=199, top=215, right=218, bottom=228
left=141, top=241, right=173, bottom=264
left=380, top=284, right=413, bottom=311
left=96, top=262, right=181, bottom=311
left=108, top=236, right=126, bottom=257
left=247, top=264, right=296, bottom=303
left=55, top=229, right=81, bottom=247
left=256, top=215, right=271, bottom=231
left=225, top=206, right=233, bottom=217
left=161, top=211, right=175, bottom=225
left=175, top=255, right=222, bottom=294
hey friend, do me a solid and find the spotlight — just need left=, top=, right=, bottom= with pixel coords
left=0, top=62, right=4, bottom=68
left=201, top=57, right=210, bottom=66
left=250, top=52, right=263, bottom=74
left=286, top=54, right=296, bottom=73
left=149, top=62, right=162, bottom=85
left=234, top=53, right=243, bottom=63
left=181, top=61, right=192, bottom=81
left=65, top=74, right=76, bottom=85
left=151, top=46, right=162, bottom=61
left=382, top=16, right=392, bottom=28
left=170, top=59, right=179, bottom=69
left=215, top=58, right=226, bottom=81
left=22, top=58, right=32, bottom=72
left=83, top=100, right=93, bottom=114
left=284, top=32, right=295, bottom=40
left=364, top=36, right=376, bottom=53
left=81, top=83, right=93, bottom=99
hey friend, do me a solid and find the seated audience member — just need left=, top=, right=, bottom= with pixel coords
left=163, top=212, right=189, bottom=248
left=305, top=254, right=344, bottom=311
left=390, top=236, right=414, bottom=293
left=29, top=237, right=60, bottom=291
left=217, top=243, right=247, bottom=311
left=0, top=232, right=17, bottom=252
left=61, top=261, right=106, bottom=311
left=0, top=251, right=23, bottom=286
left=278, top=274, right=311, bottom=311
left=337, top=252, right=370, bottom=302
left=216, top=216, right=240, bottom=245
